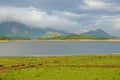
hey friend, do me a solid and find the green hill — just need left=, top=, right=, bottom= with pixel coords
left=38, top=31, right=64, bottom=39
left=0, top=22, right=68, bottom=39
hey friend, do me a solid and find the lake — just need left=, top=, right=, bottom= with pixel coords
left=0, top=41, right=120, bottom=56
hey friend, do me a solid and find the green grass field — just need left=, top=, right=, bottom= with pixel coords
left=0, top=54, right=120, bottom=80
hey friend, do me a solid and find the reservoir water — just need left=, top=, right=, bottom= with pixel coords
left=0, top=41, right=120, bottom=56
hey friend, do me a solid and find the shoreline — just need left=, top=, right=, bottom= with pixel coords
left=0, top=39, right=120, bottom=42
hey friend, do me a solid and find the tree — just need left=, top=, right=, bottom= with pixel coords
left=0, top=36, right=9, bottom=40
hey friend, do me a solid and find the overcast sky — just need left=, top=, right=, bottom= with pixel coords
left=0, top=0, right=120, bottom=36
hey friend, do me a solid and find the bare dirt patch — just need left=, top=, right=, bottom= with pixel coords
left=1, top=65, right=120, bottom=73
left=0, top=67, right=6, bottom=73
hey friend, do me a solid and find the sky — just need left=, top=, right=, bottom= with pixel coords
left=0, top=0, right=120, bottom=36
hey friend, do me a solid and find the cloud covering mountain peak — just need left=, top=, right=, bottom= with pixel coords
left=0, top=7, right=80, bottom=33
left=0, top=0, right=120, bottom=36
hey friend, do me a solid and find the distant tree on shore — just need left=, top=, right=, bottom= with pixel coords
left=0, top=36, right=10, bottom=40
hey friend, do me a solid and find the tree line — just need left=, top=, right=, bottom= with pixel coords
left=38, top=34, right=116, bottom=40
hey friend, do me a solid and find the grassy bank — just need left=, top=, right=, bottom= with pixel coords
left=0, top=54, right=120, bottom=80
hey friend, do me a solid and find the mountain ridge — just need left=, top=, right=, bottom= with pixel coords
left=0, top=22, right=68, bottom=39
left=0, top=22, right=113, bottom=39
left=82, top=29, right=111, bottom=37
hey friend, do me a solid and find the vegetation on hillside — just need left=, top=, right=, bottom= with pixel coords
left=0, top=32, right=116, bottom=40
left=38, top=34, right=116, bottom=40
left=38, top=31, right=64, bottom=39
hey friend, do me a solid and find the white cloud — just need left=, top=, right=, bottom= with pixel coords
left=53, top=11, right=84, bottom=17
left=80, top=0, right=120, bottom=11
left=101, top=16, right=120, bottom=29
left=0, top=6, right=120, bottom=35
left=84, top=0, right=106, bottom=9
left=0, top=6, right=80, bottom=32
left=115, top=18, right=120, bottom=29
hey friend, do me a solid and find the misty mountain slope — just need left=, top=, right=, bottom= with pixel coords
left=82, top=29, right=111, bottom=37
left=0, top=22, right=69, bottom=39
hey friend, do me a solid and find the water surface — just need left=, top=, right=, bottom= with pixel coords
left=0, top=41, right=120, bottom=56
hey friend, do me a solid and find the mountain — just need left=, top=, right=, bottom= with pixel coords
left=0, top=22, right=42, bottom=39
left=82, top=29, right=111, bottom=37
left=0, top=22, right=68, bottom=39
left=0, top=22, right=113, bottom=39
